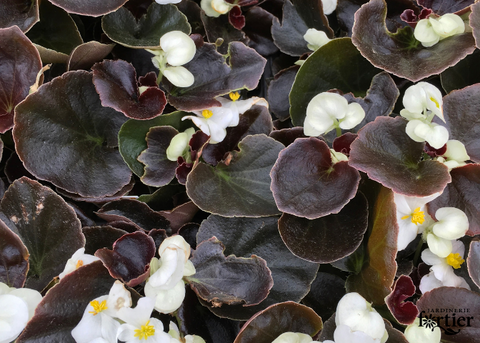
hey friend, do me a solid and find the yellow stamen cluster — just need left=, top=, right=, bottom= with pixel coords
left=89, top=300, right=108, bottom=315
left=134, top=320, right=155, bottom=340
left=229, top=91, right=240, bottom=101
left=76, top=260, right=84, bottom=269
left=401, top=207, right=425, bottom=225
left=201, top=109, right=213, bottom=119
left=446, top=253, right=465, bottom=269
left=430, top=96, right=440, bottom=108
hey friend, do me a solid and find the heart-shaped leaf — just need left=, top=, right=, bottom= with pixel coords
left=95, top=231, right=156, bottom=287
left=442, top=83, right=480, bottom=162
left=165, top=42, right=267, bottom=111
left=0, top=0, right=39, bottom=32
left=137, top=126, right=178, bottom=187
left=0, top=219, right=29, bottom=288
left=351, top=0, right=475, bottom=82
left=278, top=193, right=368, bottom=263
left=346, top=186, right=398, bottom=305
left=0, top=26, right=42, bottom=133
left=0, top=177, right=84, bottom=291
left=92, top=60, right=167, bottom=120
left=102, top=3, right=190, bottom=48
left=187, top=134, right=284, bottom=217
left=234, top=301, right=323, bottom=343
left=271, top=137, right=361, bottom=219
left=16, top=261, right=114, bottom=343
left=197, top=215, right=319, bottom=320
left=14, top=71, right=132, bottom=198
left=187, top=237, right=273, bottom=307
left=349, top=116, right=451, bottom=196
left=289, top=38, right=380, bottom=126
left=49, top=0, right=128, bottom=16
left=428, top=164, right=480, bottom=236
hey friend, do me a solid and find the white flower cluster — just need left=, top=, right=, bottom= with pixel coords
left=0, top=282, right=42, bottom=343
left=180, top=92, right=267, bottom=144
left=303, top=92, right=365, bottom=137
left=59, top=247, right=100, bottom=279
left=148, top=31, right=196, bottom=88
left=400, top=82, right=449, bottom=149
left=394, top=194, right=470, bottom=293
left=71, top=236, right=203, bottom=343
left=271, top=293, right=388, bottom=343
left=414, top=13, right=465, bottom=48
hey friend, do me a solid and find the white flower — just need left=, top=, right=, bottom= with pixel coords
left=331, top=324, right=381, bottom=343
left=168, top=322, right=206, bottom=343
left=423, top=207, right=469, bottom=258
left=200, top=0, right=234, bottom=17
left=414, top=13, right=465, bottom=47
left=405, top=120, right=449, bottom=149
left=322, top=0, right=337, bottom=15
left=436, top=140, right=470, bottom=170
left=303, top=92, right=365, bottom=136
left=0, top=283, right=42, bottom=343
left=335, top=293, right=388, bottom=343
left=400, top=82, right=444, bottom=121
left=419, top=240, right=470, bottom=294
left=59, top=247, right=100, bottom=279
left=182, top=106, right=235, bottom=144
left=330, top=149, right=348, bottom=163
left=155, top=0, right=182, bottom=4
left=71, top=281, right=132, bottom=343
left=394, top=192, right=440, bottom=251
left=145, top=279, right=186, bottom=314
left=271, top=332, right=314, bottom=343
left=404, top=318, right=441, bottom=343
left=148, top=31, right=196, bottom=88
left=216, top=92, right=268, bottom=127
left=166, top=128, right=196, bottom=162
left=117, top=297, right=171, bottom=343
left=303, top=29, right=331, bottom=51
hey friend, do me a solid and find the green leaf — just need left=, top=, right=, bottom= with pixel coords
left=346, top=186, right=397, bottom=305
left=0, top=177, right=84, bottom=291
left=351, top=0, right=475, bottom=82
left=102, top=3, right=191, bottom=48
left=289, top=38, right=380, bottom=126
left=187, top=134, right=283, bottom=217
left=14, top=71, right=132, bottom=198
left=187, top=237, right=273, bottom=307
left=118, top=111, right=192, bottom=177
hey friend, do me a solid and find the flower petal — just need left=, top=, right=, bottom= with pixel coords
left=145, top=279, right=186, bottom=314
left=160, top=31, right=196, bottom=66
left=163, top=66, right=195, bottom=88
left=432, top=207, right=468, bottom=240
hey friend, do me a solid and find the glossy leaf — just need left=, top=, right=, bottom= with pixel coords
left=267, top=66, right=299, bottom=121
left=467, top=239, right=480, bottom=289
left=234, top=301, right=323, bottom=343
left=289, top=38, right=380, bottom=126
left=14, top=71, right=132, bottom=198
left=95, top=231, right=156, bottom=287
left=0, top=0, right=39, bottom=32
left=102, top=3, right=191, bottom=48
left=416, top=287, right=480, bottom=342
left=428, top=164, right=480, bottom=236
left=419, top=0, right=473, bottom=15
left=442, top=84, right=480, bottom=162
left=346, top=186, right=398, bottom=305
left=243, top=6, right=278, bottom=56
left=137, top=126, right=178, bottom=186
left=26, top=0, right=82, bottom=55
left=351, top=0, right=475, bottom=82
left=0, top=26, right=42, bottom=133
left=16, top=261, right=113, bottom=343
left=49, top=0, right=128, bottom=16
left=118, top=111, right=192, bottom=177
left=0, top=177, right=84, bottom=291
left=83, top=226, right=128, bottom=255
left=271, top=138, right=361, bottom=219
left=0, top=218, right=29, bottom=288
left=196, top=215, right=319, bottom=320
left=441, top=51, right=480, bottom=93
left=96, top=198, right=170, bottom=232
left=278, top=193, right=368, bottom=263
left=349, top=116, right=451, bottom=197
left=187, top=134, right=283, bottom=217
left=385, top=275, right=419, bottom=325
left=165, top=42, right=267, bottom=111
left=68, top=42, right=115, bottom=71
left=92, top=60, right=167, bottom=120
left=187, top=237, right=273, bottom=307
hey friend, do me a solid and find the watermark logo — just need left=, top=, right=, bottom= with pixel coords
left=418, top=308, right=474, bottom=335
